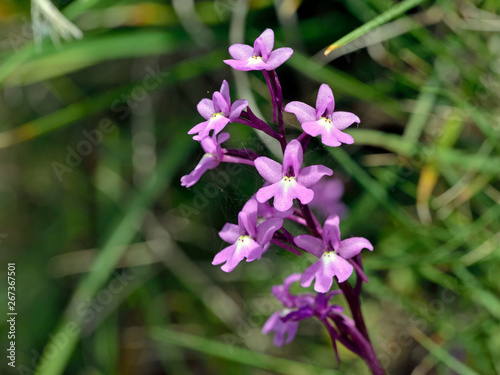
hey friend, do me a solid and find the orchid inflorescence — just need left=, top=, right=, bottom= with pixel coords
left=181, top=29, right=385, bottom=374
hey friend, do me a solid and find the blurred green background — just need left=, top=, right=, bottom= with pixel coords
left=0, top=0, right=499, bottom=374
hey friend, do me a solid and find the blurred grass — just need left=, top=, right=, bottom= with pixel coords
left=0, top=0, right=499, bottom=374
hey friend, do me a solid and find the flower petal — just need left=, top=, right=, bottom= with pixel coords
left=323, top=215, right=341, bottom=250
left=302, top=253, right=354, bottom=292
left=325, top=253, right=353, bottom=284
left=212, top=91, right=230, bottom=115
left=238, top=211, right=256, bottom=237
left=217, top=132, right=230, bottom=145
left=229, top=99, right=248, bottom=121
left=228, top=44, right=253, bottom=60
left=265, top=47, right=294, bottom=70
left=262, top=311, right=299, bottom=347
left=213, top=237, right=262, bottom=272
left=316, top=84, right=334, bottom=114
left=284, top=101, right=316, bottom=124
left=298, top=165, right=334, bottom=188
left=256, top=182, right=280, bottom=206
left=241, top=198, right=259, bottom=227
left=219, top=80, right=230, bottom=106
left=180, top=154, right=218, bottom=187
left=255, top=157, right=283, bottom=184
left=212, top=243, right=243, bottom=272
left=300, top=260, right=321, bottom=288
left=301, top=120, right=323, bottom=137
left=292, top=182, right=314, bottom=206
left=188, top=120, right=209, bottom=136
left=338, top=237, right=373, bottom=259
left=271, top=273, right=301, bottom=307
left=253, top=37, right=269, bottom=61
left=246, top=240, right=266, bottom=262
left=318, top=129, right=342, bottom=147
left=200, top=135, right=218, bottom=155
left=294, top=235, right=324, bottom=258
left=262, top=311, right=280, bottom=334
left=331, top=111, right=360, bottom=130
left=197, top=98, right=215, bottom=120
left=223, top=58, right=268, bottom=71
left=256, top=217, right=283, bottom=245
left=194, top=115, right=230, bottom=140
left=219, top=223, right=240, bottom=244
left=272, top=180, right=304, bottom=211
left=259, top=29, right=275, bottom=55
left=282, top=140, right=303, bottom=177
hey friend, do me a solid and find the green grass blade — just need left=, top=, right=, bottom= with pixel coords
left=0, top=50, right=224, bottom=148
left=286, top=51, right=403, bottom=119
left=324, top=0, right=426, bottom=55
left=411, top=329, right=480, bottom=375
left=34, top=135, right=196, bottom=375
left=150, top=327, right=341, bottom=375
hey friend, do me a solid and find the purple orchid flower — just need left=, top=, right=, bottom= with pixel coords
left=254, top=140, right=333, bottom=212
left=188, top=80, right=248, bottom=141
left=309, top=178, right=348, bottom=219
left=285, top=84, right=360, bottom=147
left=263, top=273, right=343, bottom=346
left=224, top=29, right=293, bottom=71
left=180, top=132, right=229, bottom=188
left=262, top=310, right=299, bottom=347
left=294, top=215, right=373, bottom=293
left=212, top=198, right=283, bottom=272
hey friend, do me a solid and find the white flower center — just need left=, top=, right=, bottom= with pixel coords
left=321, top=251, right=337, bottom=263
left=211, top=112, right=223, bottom=119
left=248, top=55, right=264, bottom=65
left=236, top=235, right=251, bottom=248
left=318, top=116, right=332, bottom=128
left=280, top=176, right=297, bottom=193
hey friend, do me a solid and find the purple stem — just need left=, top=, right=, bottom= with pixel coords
left=321, top=317, right=360, bottom=357
left=349, top=257, right=369, bottom=284
left=261, top=70, right=287, bottom=152
left=353, top=255, right=366, bottom=296
left=221, top=155, right=254, bottom=166
left=299, top=203, right=321, bottom=238
left=279, top=227, right=296, bottom=243
left=235, top=116, right=280, bottom=140
left=333, top=316, right=385, bottom=375
left=262, top=70, right=277, bottom=123
left=271, top=238, right=302, bottom=256
left=285, top=214, right=308, bottom=228
left=269, top=70, right=285, bottom=141
left=297, top=133, right=312, bottom=151
left=224, top=148, right=260, bottom=161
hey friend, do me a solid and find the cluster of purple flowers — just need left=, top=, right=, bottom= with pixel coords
left=181, top=29, right=384, bottom=374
